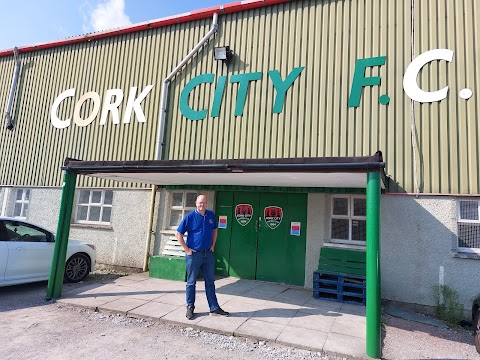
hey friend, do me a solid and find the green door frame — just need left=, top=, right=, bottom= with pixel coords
left=47, top=168, right=383, bottom=359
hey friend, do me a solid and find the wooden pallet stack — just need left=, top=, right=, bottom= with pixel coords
left=313, top=247, right=366, bottom=306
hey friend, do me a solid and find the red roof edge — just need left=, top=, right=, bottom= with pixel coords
left=0, top=0, right=292, bottom=58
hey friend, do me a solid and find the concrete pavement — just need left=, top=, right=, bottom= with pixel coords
left=58, top=273, right=367, bottom=359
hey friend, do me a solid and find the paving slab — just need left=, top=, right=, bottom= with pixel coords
left=215, top=279, right=260, bottom=295
left=215, top=293, right=236, bottom=307
left=334, top=311, right=367, bottom=325
left=126, top=279, right=183, bottom=291
left=183, top=300, right=210, bottom=313
left=288, top=311, right=337, bottom=332
left=259, top=300, right=304, bottom=311
left=57, top=274, right=368, bottom=359
left=340, top=303, right=366, bottom=316
left=252, top=307, right=299, bottom=325
left=196, top=313, right=248, bottom=335
left=303, top=297, right=343, bottom=311
left=62, top=283, right=104, bottom=295
left=255, top=283, right=289, bottom=293
left=128, top=301, right=178, bottom=320
left=245, top=285, right=288, bottom=299
left=219, top=298, right=262, bottom=318
left=232, top=297, right=269, bottom=306
left=242, top=287, right=286, bottom=300
left=234, top=318, right=286, bottom=342
left=57, top=294, right=121, bottom=309
left=152, top=292, right=186, bottom=306
left=299, top=304, right=343, bottom=316
left=277, top=325, right=329, bottom=351
left=70, top=283, right=126, bottom=296
left=98, top=297, right=148, bottom=315
left=324, top=332, right=366, bottom=359
left=273, top=288, right=312, bottom=306
left=121, top=288, right=168, bottom=301
left=162, top=305, right=209, bottom=326
left=331, top=317, right=366, bottom=339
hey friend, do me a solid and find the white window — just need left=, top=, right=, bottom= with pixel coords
left=168, top=191, right=198, bottom=229
left=330, top=195, right=366, bottom=245
left=13, top=188, right=30, bottom=219
left=75, top=189, right=113, bottom=225
left=457, top=199, right=480, bottom=253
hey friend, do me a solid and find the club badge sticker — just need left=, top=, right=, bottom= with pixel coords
left=264, top=206, right=283, bottom=229
left=235, top=204, right=253, bottom=226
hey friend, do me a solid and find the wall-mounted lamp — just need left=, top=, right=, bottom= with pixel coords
left=214, top=46, right=233, bottom=64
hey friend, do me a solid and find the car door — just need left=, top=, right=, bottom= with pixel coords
left=4, top=220, right=55, bottom=282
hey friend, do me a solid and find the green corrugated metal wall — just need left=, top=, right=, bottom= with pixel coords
left=0, top=0, right=478, bottom=194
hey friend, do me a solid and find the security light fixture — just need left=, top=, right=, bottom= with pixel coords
left=214, top=46, right=233, bottom=63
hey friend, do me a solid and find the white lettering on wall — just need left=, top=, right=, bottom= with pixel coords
left=99, top=89, right=124, bottom=125
left=403, top=49, right=454, bottom=103
left=73, top=91, right=101, bottom=127
left=123, top=85, right=155, bottom=124
left=50, top=88, right=75, bottom=129
left=50, top=85, right=154, bottom=129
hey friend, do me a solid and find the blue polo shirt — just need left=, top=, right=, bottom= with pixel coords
left=177, top=209, right=218, bottom=251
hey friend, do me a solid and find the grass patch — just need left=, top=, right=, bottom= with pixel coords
left=432, top=285, right=464, bottom=328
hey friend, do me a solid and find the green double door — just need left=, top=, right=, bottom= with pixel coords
left=215, top=191, right=307, bottom=286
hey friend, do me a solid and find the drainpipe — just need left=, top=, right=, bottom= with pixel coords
left=143, top=185, right=158, bottom=271
left=5, top=47, right=21, bottom=130
left=143, top=13, right=219, bottom=272
left=409, top=0, right=420, bottom=196
left=155, top=12, right=218, bottom=160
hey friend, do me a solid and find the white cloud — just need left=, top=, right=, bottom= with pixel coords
left=85, top=0, right=132, bottom=33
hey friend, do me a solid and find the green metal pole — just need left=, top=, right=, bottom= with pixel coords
left=366, top=171, right=381, bottom=358
left=46, top=172, right=77, bottom=300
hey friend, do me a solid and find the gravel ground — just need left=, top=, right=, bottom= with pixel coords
left=0, top=271, right=478, bottom=360
left=381, top=314, right=478, bottom=359
left=0, top=272, right=344, bottom=360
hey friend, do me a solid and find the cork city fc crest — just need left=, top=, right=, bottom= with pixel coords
left=235, top=204, right=253, bottom=226
left=264, top=206, right=283, bottom=229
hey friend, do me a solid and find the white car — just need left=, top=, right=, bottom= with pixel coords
left=0, top=217, right=96, bottom=286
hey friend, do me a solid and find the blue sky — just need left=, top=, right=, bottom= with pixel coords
left=0, top=0, right=228, bottom=51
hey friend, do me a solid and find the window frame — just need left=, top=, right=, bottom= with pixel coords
left=12, top=188, right=30, bottom=219
left=329, top=195, right=367, bottom=246
left=456, top=199, right=480, bottom=254
left=74, top=189, right=113, bottom=225
left=167, top=191, right=198, bottom=230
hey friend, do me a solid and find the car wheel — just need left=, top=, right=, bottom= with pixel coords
left=475, top=309, right=480, bottom=354
left=65, top=253, right=90, bottom=283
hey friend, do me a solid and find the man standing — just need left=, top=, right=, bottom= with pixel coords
left=176, top=194, right=229, bottom=320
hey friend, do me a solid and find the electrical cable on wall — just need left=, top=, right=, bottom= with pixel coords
left=410, top=0, right=420, bottom=197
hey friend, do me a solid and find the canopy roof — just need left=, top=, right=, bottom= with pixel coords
left=63, top=151, right=385, bottom=189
